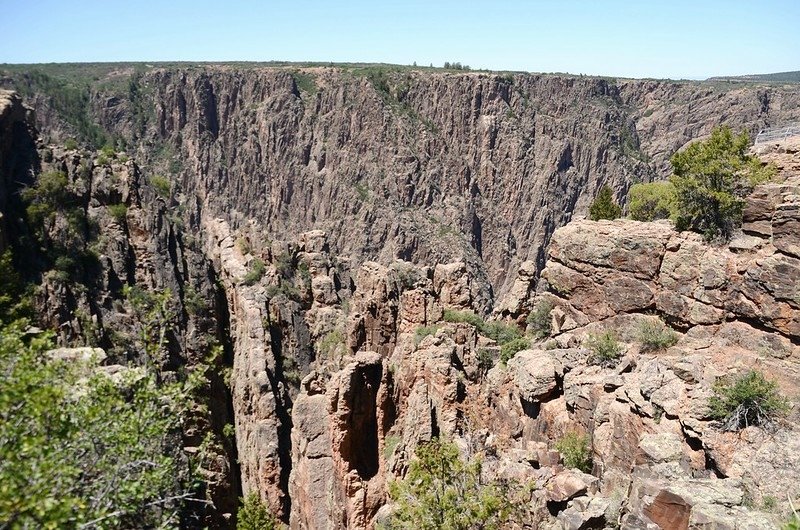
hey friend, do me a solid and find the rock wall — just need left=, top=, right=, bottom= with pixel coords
left=2, top=68, right=800, bottom=529
left=10, top=67, right=799, bottom=300
left=0, top=90, right=37, bottom=251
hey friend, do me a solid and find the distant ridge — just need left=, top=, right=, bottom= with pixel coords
left=707, top=70, right=800, bottom=83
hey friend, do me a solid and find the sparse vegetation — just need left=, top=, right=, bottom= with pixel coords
left=317, top=328, right=345, bottom=358
left=670, top=126, right=775, bottom=241
left=584, top=331, right=624, bottom=367
left=183, top=284, right=207, bottom=315
left=526, top=299, right=553, bottom=339
left=414, top=324, right=440, bottom=346
left=628, top=181, right=677, bottom=221
left=384, top=435, right=401, bottom=460
left=0, top=250, right=33, bottom=326
left=108, top=203, right=128, bottom=223
left=150, top=174, right=172, bottom=198
left=589, top=185, right=622, bottom=221
left=555, top=432, right=593, bottom=473
left=443, top=310, right=523, bottom=344
left=236, top=237, right=252, bottom=255
left=387, top=438, right=512, bottom=529
left=477, top=348, right=495, bottom=374
left=500, top=337, right=530, bottom=364
left=9, top=69, right=108, bottom=147
left=291, top=71, right=318, bottom=95
left=237, top=493, right=277, bottom=530
left=355, top=182, right=370, bottom=201
left=708, top=370, right=789, bottom=431
left=242, top=258, right=266, bottom=286
left=636, top=318, right=679, bottom=352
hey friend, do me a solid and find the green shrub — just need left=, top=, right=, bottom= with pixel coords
left=555, top=432, right=592, bottom=473
left=0, top=323, right=192, bottom=529
left=0, top=250, right=32, bottom=325
left=22, top=170, right=70, bottom=206
left=387, top=438, right=512, bottom=529
left=384, top=435, right=401, bottom=460
left=476, top=348, right=495, bottom=373
left=150, top=175, right=172, bottom=198
left=107, top=203, right=127, bottom=223
left=237, top=493, right=276, bottom=530
left=527, top=299, right=553, bottom=339
left=636, top=318, right=679, bottom=352
left=64, top=138, right=78, bottom=150
left=274, top=251, right=294, bottom=279
left=584, top=331, right=623, bottom=367
left=291, top=71, right=318, bottom=95
left=628, top=181, right=677, bottom=221
left=266, top=282, right=303, bottom=302
left=708, top=370, right=789, bottom=431
left=670, top=126, right=775, bottom=241
left=99, top=144, right=116, bottom=159
left=414, top=325, right=440, bottom=346
left=442, top=310, right=523, bottom=347
left=236, top=237, right=252, bottom=255
left=317, top=329, right=345, bottom=358
left=589, top=185, right=622, bottom=221
left=442, top=309, right=485, bottom=328
left=183, top=285, right=207, bottom=315
left=242, top=258, right=266, bottom=286
left=500, top=337, right=530, bottom=364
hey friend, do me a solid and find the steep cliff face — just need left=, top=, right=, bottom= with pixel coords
left=0, top=90, right=37, bottom=250
left=2, top=66, right=799, bottom=529
left=9, top=67, right=798, bottom=301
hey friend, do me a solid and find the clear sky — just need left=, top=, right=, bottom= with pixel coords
left=1, top=0, right=797, bottom=79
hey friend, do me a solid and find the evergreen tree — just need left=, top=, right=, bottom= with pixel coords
left=670, top=126, right=774, bottom=240
left=589, top=185, right=622, bottom=220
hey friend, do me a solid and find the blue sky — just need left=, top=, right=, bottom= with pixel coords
left=1, top=0, right=797, bottom=79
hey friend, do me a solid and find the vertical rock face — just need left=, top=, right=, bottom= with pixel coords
left=0, top=90, right=36, bottom=250
left=2, top=67, right=800, bottom=529
left=12, top=67, right=795, bottom=299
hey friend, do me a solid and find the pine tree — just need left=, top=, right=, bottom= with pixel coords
left=589, top=185, right=622, bottom=220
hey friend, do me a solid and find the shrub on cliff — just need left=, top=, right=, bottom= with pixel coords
left=387, top=438, right=512, bottom=529
left=526, top=299, right=553, bottom=339
left=589, top=185, right=622, bottom=220
left=237, top=494, right=276, bottom=530
left=242, top=258, right=266, bottom=286
left=584, top=331, right=623, bottom=367
left=555, top=432, right=592, bottom=473
left=628, top=181, right=677, bottom=221
left=708, top=370, right=789, bottom=431
left=442, top=310, right=522, bottom=347
left=500, top=337, right=530, bottom=363
left=670, top=126, right=774, bottom=241
left=636, top=318, right=679, bottom=352
left=0, top=323, right=194, bottom=529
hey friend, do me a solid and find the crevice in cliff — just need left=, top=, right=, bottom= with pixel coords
left=341, top=362, right=382, bottom=480
left=266, top=319, right=295, bottom=519
left=213, top=278, right=244, bottom=520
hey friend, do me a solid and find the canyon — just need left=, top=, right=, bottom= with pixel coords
left=1, top=65, right=799, bottom=529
